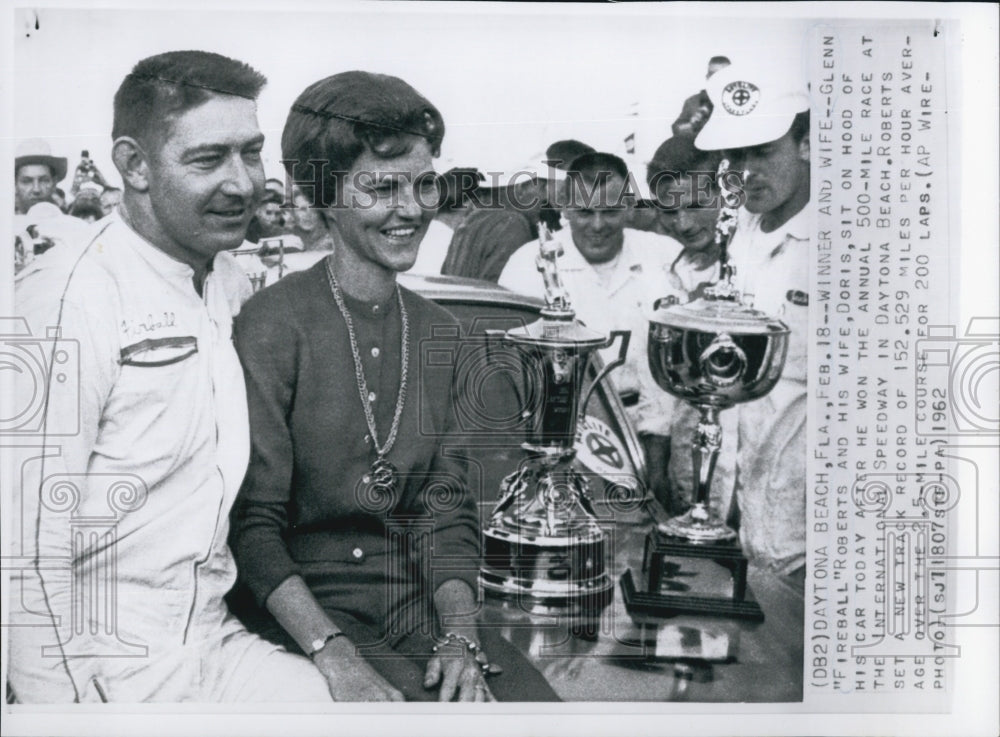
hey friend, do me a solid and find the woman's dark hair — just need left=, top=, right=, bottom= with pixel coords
left=112, top=51, right=267, bottom=146
left=281, top=71, right=445, bottom=208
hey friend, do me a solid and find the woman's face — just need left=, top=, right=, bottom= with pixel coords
left=330, top=139, right=439, bottom=274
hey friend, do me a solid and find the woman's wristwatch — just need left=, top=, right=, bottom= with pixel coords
left=307, top=631, right=348, bottom=659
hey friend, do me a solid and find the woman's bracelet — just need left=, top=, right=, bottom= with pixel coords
left=432, top=632, right=503, bottom=676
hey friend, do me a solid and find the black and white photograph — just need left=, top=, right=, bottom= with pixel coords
left=1, top=3, right=997, bottom=736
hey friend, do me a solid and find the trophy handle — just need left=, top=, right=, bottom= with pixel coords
left=580, top=329, right=630, bottom=417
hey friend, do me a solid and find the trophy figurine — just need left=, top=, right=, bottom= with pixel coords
left=479, top=224, right=629, bottom=612
left=621, top=161, right=789, bottom=622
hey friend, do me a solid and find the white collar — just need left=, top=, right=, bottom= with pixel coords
left=114, top=209, right=224, bottom=284
left=556, top=228, right=646, bottom=273
left=740, top=204, right=810, bottom=259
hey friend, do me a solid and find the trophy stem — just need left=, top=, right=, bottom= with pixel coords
left=658, top=403, right=737, bottom=543
left=692, top=404, right=722, bottom=508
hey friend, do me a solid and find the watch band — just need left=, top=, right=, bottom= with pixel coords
left=307, top=631, right=347, bottom=659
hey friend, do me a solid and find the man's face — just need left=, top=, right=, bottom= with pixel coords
left=654, top=174, right=720, bottom=253
left=292, top=191, right=320, bottom=231
left=726, top=128, right=809, bottom=216
left=332, top=139, right=438, bottom=274
left=15, top=164, right=55, bottom=213
left=256, top=201, right=281, bottom=227
left=144, top=95, right=265, bottom=260
left=100, top=189, right=121, bottom=216
left=562, top=173, right=630, bottom=264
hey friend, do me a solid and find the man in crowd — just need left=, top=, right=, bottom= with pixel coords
left=264, top=176, right=286, bottom=199
left=10, top=50, right=337, bottom=702
left=442, top=139, right=594, bottom=282
left=647, top=135, right=727, bottom=296
left=246, top=188, right=285, bottom=243
left=499, top=152, right=686, bottom=507
left=14, top=139, right=67, bottom=214
left=407, top=167, right=481, bottom=275
left=100, top=185, right=123, bottom=216
left=645, top=135, right=740, bottom=519
left=694, top=61, right=810, bottom=583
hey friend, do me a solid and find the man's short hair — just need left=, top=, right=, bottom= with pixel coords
left=545, top=139, right=596, bottom=169
left=437, top=167, right=482, bottom=211
left=112, top=51, right=267, bottom=146
left=647, top=136, right=723, bottom=190
left=259, top=189, right=283, bottom=206
left=562, top=152, right=631, bottom=208
left=566, top=152, right=629, bottom=183
left=281, top=71, right=444, bottom=208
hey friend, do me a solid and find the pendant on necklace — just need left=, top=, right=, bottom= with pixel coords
left=370, top=456, right=397, bottom=496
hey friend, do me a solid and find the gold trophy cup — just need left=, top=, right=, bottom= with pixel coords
left=479, top=225, right=629, bottom=613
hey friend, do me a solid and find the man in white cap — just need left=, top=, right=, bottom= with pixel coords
left=499, top=152, right=687, bottom=507
left=694, top=61, right=810, bottom=584
left=14, top=139, right=67, bottom=214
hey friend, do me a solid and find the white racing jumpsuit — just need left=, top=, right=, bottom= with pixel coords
left=9, top=214, right=330, bottom=702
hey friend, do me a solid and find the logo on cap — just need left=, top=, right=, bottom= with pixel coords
left=721, top=81, right=760, bottom=116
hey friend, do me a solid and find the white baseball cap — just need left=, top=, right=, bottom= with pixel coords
left=695, top=61, right=809, bottom=151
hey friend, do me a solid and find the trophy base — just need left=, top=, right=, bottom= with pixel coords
left=479, top=454, right=614, bottom=615
left=657, top=504, right=738, bottom=544
left=620, top=528, right=764, bottom=622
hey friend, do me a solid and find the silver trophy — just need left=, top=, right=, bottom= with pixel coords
left=621, top=161, right=789, bottom=621
left=479, top=223, right=629, bottom=611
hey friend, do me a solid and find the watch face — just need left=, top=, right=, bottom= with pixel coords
left=308, top=633, right=341, bottom=657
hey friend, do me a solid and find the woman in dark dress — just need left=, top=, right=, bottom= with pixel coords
left=228, top=71, right=558, bottom=702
